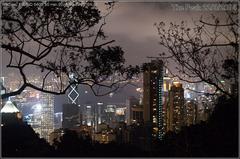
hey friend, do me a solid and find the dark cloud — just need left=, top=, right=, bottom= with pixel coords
left=1, top=2, right=228, bottom=76
left=100, top=2, right=228, bottom=65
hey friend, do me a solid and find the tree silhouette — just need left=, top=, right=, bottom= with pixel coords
left=160, top=95, right=238, bottom=157
left=3, top=96, right=237, bottom=157
left=53, top=129, right=93, bottom=157
left=2, top=122, right=55, bottom=157
left=155, top=2, right=238, bottom=98
left=1, top=1, right=140, bottom=99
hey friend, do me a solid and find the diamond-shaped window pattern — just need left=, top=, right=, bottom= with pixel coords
left=68, top=85, right=79, bottom=104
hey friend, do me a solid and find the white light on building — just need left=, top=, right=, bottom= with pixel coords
left=33, top=103, right=42, bottom=112
left=1, top=100, right=19, bottom=113
left=109, top=92, right=114, bottom=97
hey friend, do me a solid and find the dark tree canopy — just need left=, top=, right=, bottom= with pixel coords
left=1, top=1, right=140, bottom=99
left=155, top=2, right=238, bottom=98
left=2, top=122, right=55, bottom=157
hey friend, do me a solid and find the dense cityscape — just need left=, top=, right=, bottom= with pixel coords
left=1, top=59, right=236, bottom=155
left=0, top=1, right=238, bottom=157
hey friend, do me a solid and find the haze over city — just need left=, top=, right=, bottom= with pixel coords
left=0, top=1, right=238, bottom=157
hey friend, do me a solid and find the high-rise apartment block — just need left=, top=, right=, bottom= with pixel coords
left=167, top=82, right=185, bottom=133
left=185, top=100, right=197, bottom=126
left=143, top=60, right=164, bottom=140
left=30, top=87, right=54, bottom=142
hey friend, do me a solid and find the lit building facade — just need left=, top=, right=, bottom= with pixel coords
left=167, top=82, right=185, bottom=133
left=185, top=100, right=197, bottom=126
left=126, top=96, right=143, bottom=125
left=143, top=60, right=164, bottom=140
left=1, top=78, right=7, bottom=106
left=41, top=86, right=55, bottom=142
left=104, top=104, right=116, bottom=127
left=30, top=88, right=55, bottom=142
left=0, top=77, right=6, bottom=95
left=62, top=103, right=80, bottom=129
left=115, top=107, right=126, bottom=123
left=82, top=104, right=94, bottom=126
left=54, top=112, right=63, bottom=129
left=3, top=76, right=56, bottom=143
left=162, top=70, right=172, bottom=135
left=1, top=100, right=23, bottom=125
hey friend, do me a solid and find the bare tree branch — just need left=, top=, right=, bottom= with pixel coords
left=1, top=1, right=140, bottom=99
left=156, top=8, right=238, bottom=99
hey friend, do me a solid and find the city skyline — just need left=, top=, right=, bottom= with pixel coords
left=1, top=65, right=220, bottom=142
left=0, top=1, right=238, bottom=157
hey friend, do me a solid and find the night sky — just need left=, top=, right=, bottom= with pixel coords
left=100, top=2, right=226, bottom=65
left=1, top=2, right=228, bottom=112
left=53, top=2, right=227, bottom=112
left=1, top=2, right=227, bottom=72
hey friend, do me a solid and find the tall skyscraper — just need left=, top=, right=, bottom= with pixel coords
left=83, top=104, right=94, bottom=126
left=143, top=60, right=164, bottom=140
left=0, top=77, right=6, bottom=95
left=1, top=100, right=22, bottom=125
left=67, top=73, right=80, bottom=104
left=30, top=87, right=55, bottom=142
left=54, top=112, right=63, bottom=129
left=162, top=69, right=172, bottom=136
left=1, top=77, right=7, bottom=106
left=167, top=81, right=185, bottom=133
left=41, top=86, right=55, bottom=142
left=185, top=100, right=197, bottom=126
left=62, top=103, right=80, bottom=129
left=126, top=96, right=143, bottom=125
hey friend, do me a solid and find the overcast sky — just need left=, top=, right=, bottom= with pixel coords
left=98, top=2, right=227, bottom=65
left=1, top=1, right=228, bottom=75
left=1, top=1, right=231, bottom=111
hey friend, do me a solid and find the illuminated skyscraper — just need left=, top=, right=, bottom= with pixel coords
left=126, top=96, right=143, bottom=125
left=162, top=69, right=172, bottom=135
left=84, top=104, right=94, bottom=126
left=1, top=100, right=22, bottom=125
left=29, top=85, right=54, bottom=142
left=41, top=85, right=55, bottom=142
left=54, top=112, right=63, bottom=129
left=62, top=103, right=80, bottom=129
left=0, top=77, right=6, bottom=95
left=143, top=60, right=164, bottom=140
left=185, top=99, right=197, bottom=126
left=167, top=82, right=185, bottom=133
left=0, top=77, right=7, bottom=106
left=68, top=73, right=79, bottom=104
